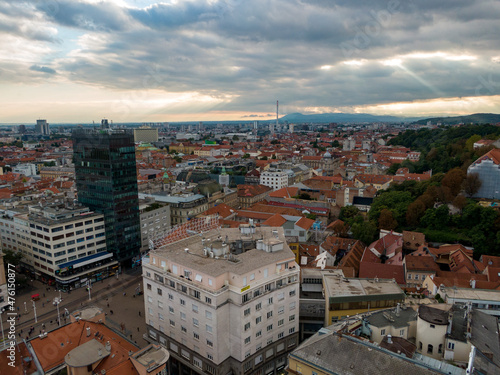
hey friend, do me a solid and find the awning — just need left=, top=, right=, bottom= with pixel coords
left=58, top=252, right=114, bottom=270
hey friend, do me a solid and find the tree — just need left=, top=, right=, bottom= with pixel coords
left=331, top=140, right=340, bottom=148
left=271, top=140, right=279, bottom=145
left=452, top=195, right=468, bottom=211
left=260, top=156, right=268, bottom=160
left=272, top=154, right=276, bottom=159
left=242, top=153, right=250, bottom=159
left=465, top=134, right=481, bottom=151
left=339, top=205, right=361, bottom=223
left=463, top=173, right=482, bottom=197
left=331, top=221, right=349, bottom=237
left=2, top=249, right=23, bottom=267
left=441, top=167, right=466, bottom=197
left=378, top=209, right=398, bottom=230
left=386, top=163, right=401, bottom=175
left=351, top=220, right=377, bottom=245
left=406, top=200, right=426, bottom=227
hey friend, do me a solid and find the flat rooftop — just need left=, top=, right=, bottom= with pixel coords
left=149, top=226, right=295, bottom=277
left=323, top=276, right=404, bottom=302
left=444, top=287, right=500, bottom=302
left=65, top=339, right=109, bottom=367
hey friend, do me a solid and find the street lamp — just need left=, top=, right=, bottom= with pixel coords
left=55, top=299, right=61, bottom=326
left=0, top=309, right=5, bottom=349
left=32, top=300, right=38, bottom=323
left=24, top=301, right=27, bottom=313
left=87, top=280, right=92, bottom=301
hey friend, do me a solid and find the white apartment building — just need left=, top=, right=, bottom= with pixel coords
left=0, top=202, right=118, bottom=290
left=139, top=199, right=171, bottom=254
left=143, top=224, right=300, bottom=375
left=260, top=170, right=289, bottom=191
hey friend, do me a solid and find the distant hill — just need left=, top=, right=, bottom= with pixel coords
left=280, top=112, right=419, bottom=124
left=415, top=113, right=500, bottom=125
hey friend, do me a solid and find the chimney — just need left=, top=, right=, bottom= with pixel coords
left=470, top=279, right=476, bottom=289
left=105, top=341, right=111, bottom=351
left=387, top=334, right=392, bottom=344
left=86, top=327, right=91, bottom=337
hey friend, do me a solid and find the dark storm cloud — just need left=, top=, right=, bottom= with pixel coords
left=4, top=0, right=500, bottom=114
left=30, top=65, right=57, bottom=74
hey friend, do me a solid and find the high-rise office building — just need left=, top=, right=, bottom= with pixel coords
left=36, top=119, right=50, bottom=135
left=72, top=127, right=141, bottom=263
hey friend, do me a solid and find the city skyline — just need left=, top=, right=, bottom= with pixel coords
left=1, top=0, right=499, bottom=123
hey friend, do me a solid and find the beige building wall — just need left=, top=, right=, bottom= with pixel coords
left=416, top=315, right=447, bottom=359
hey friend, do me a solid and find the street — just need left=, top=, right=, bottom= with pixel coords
left=0, top=267, right=148, bottom=349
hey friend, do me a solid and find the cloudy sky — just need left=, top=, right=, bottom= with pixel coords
left=1, top=0, right=500, bottom=123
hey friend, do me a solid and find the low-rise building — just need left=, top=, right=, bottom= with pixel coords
left=139, top=199, right=171, bottom=254
left=323, top=276, right=405, bottom=325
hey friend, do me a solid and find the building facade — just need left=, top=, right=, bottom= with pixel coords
left=143, top=224, right=300, bottom=375
left=73, top=128, right=141, bottom=263
left=139, top=199, right=171, bottom=254
left=260, top=170, right=289, bottom=191
left=0, top=203, right=118, bottom=290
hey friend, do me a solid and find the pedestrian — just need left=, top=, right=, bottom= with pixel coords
left=107, top=303, right=109, bottom=308
left=123, top=292, right=126, bottom=296
left=17, top=306, right=19, bottom=311
left=138, top=311, right=141, bottom=317
left=110, top=310, right=113, bottom=315
left=137, top=327, right=139, bottom=332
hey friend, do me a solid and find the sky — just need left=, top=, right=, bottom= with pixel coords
left=1, top=0, right=500, bottom=123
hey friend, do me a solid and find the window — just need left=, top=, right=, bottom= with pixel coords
left=289, top=327, right=295, bottom=334
left=192, top=304, right=199, bottom=313
left=180, top=299, right=186, bottom=306
left=169, top=306, right=174, bottom=314
left=400, top=329, right=405, bottom=336
left=206, top=325, right=213, bottom=333
left=244, top=322, right=251, bottom=331
left=181, top=326, right=187, bottom=333
left=438, top=344, right=443, bottom=354
left=168, top=293, right=173, bottom=300
left=289, top=289, right=296, bottom=296
left=192, top=290, right=201, bottom=299
left=419, top=341, right=423, bottom=350
left=207, top=339, right=213, bottom=347
left=256, top=302, right=262, bottom=311
left=147, top=284, right=152, bottom=290
left=205, top=296, right=212, bottom=304
left=180, top=312, right=186, bottom=320
left=427, top=344, right=433, bottom=354
left=448, top=342, right=455, bottom=350
left=256, top=316, right=262, bottom=324
left=278, top=332, right=284, bottom=339
left=414, top=274, right=419, bottom=280
left=157, top=288, right=162, bottom=295
left=407, top=274, right=412, bottom=280
left=289, top=314, right=295, bottom=322
left=193, top=318, right=199, bottom=327
left=278, top=319, right=284, bottom=326
left=193, top=357, right=202, bottom=369
left=194, top=332, right=200, bottom=340
left=158, top=313, right=164, bottom=321
left=170, top=320, right=175, bottom=327
left=244, top=308, right=251, bottom=317
left=278, top=306, right=284, bottom=314
left=381, top=329, right=386, bottom=336
left=267, top=324, right=273, bottom=332
left=245, top=336, right=251, bottom=345
left=148, top=308, right=153, bottom=315
left=256, top=330, right=262, bottom=338
left=268, top=297, right=273, bottom=305
left=206, top=310, right=212, bottom=320
left=289, top=302, right=296, bottom=310
left=430, top=324, right=435, bottom=328
left=277, top=292, right=284, bottom=301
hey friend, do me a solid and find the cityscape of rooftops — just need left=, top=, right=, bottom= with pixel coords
left=1, top=1, right=500, bottom=375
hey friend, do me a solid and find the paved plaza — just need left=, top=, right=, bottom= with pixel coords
left=1, top=267, right=149, bottom=349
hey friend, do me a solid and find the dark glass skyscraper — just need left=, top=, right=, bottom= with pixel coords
left=72, top=127, right=141, bottom=263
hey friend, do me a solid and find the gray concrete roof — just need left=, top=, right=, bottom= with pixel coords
left=290, top=330, right=448, bottom=374
left=151, top=226, right=296, bottom=277
left=366, top=306, right=417, bottom=329
left=418, top=305, right=449, bottom=325
left=65, top=339, right=109, bottom=367
left=470, top=309, right=500, bottom=368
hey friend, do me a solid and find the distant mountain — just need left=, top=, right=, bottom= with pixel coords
left=415, top=113, right=500, bottom=125
left=280, top=112, right=419, bottom=124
